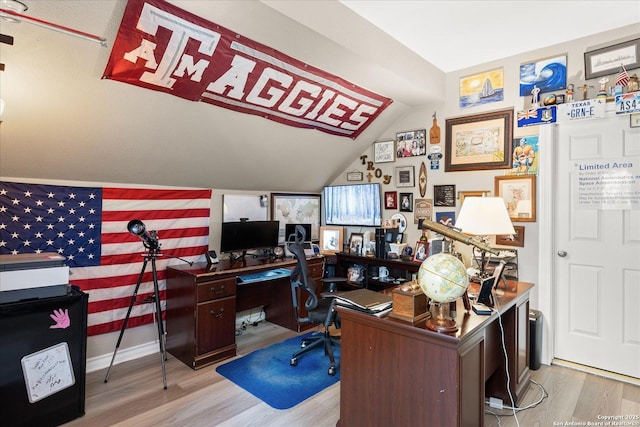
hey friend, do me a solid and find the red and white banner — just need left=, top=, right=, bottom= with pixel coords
left=103, top=0, right=393, bottom=139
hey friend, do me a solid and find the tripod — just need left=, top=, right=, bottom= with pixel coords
left=104, top=247, right=167, bottom=389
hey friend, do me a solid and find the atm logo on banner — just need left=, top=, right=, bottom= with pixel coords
left=103, top=0, right=393, bottom=139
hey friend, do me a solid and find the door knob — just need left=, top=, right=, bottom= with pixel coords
left=557, top=250, right=567, bottom=257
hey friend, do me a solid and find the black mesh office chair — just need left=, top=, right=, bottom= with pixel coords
left=288, top=225, right=340, bottom=376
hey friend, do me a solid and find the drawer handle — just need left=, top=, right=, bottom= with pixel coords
left=210, top=285, right=225, bottom=294
left=210, top=307, right=224, bottom=318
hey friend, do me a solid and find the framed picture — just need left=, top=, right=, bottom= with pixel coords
left=374, top=140, right=395, bottom=163
left=399, top=193, right=413, bottom=212
left=584, top=38, right=640, bottom=80
left=396, top=129, right=426, bottom=157
left=319, top=226, right=343, bottom=255
left=413, top=241, right=429, bottom=263
left=435, top=211, right=455, bottom=227
left=630, top=113, right=640, bottom=128
left=496, top=225, right=525, bottom=247
left=459, top=67, right=504, bottom=108
left=458, top=190, right=490, bottom=206
left=445, top=109, right=514, bottom=172
left=271, top=193, right=321, bottom=242
left=395, top=166, right=415, bottom=187
left=509, top=135, right=539, bottom=175
left=348, top=232, right=364, bottom=254
left=519, top=54, right=567, bottom=96
left=414, top=199, right=432, bottom=224
left=384, top=191, right=398, bottom=209
left=346, top=171, right=363, bottom=181
left=495, top=175, right=536, bottom=222
left=433, top=184, right=456, bottom=207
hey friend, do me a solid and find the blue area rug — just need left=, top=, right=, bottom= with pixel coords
left=216, top=332, right=340, bottom=409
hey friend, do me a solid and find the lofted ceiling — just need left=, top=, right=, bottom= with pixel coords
left=0, top=1, right=638, bottom=193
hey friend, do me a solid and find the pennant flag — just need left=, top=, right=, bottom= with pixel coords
left=616, top=65, right=630, bottom=87
left=0, top=181, right=211, bottom=336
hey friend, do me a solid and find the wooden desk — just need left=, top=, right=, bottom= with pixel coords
left=337, top=280, right=533, bottom=427
left=166, top=256, right=324, bottom=369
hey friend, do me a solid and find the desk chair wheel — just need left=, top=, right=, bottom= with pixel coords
left=328, top=366, right=336, bottom=376
left=290, top=357, right=298, bottom=367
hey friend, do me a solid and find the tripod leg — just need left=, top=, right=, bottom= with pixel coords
left=151, top=256, right=168, bottom=389
left=104, top=258, right=148, bottom=383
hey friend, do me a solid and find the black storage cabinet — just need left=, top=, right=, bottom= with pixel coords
left=0, top=286, right=88, bottom=426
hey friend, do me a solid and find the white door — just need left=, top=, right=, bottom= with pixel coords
left=554, top=114, right=640, bottom=379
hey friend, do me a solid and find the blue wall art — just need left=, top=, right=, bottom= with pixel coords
left=519, top=55, right=567, bottom=97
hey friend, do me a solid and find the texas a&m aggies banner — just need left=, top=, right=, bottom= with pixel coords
left=103, top=0, right=393, bottom=139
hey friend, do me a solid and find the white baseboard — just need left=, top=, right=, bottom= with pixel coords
left=86, top=340, right=160, bottom=373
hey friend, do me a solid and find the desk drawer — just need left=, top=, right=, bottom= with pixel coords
left=197, top=277, right=236, bottom=302
left=308, top=261, right=324, bottom=278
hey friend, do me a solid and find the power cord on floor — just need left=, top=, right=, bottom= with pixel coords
left=485, top=379, right=549, bottom=423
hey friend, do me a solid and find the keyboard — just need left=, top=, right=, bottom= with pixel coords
left=237, top=268, right=292, bottom=284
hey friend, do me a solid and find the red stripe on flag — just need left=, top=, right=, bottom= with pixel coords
left=69, top=186, right=211, bottom=336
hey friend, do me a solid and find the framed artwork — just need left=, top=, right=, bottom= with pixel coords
left=584, top=38, right=640, bottom=80
left=396, top=129, right=426, bottom=158
left=374, top=140, right=396, bottom=163
left=435, top=211, right=455, bottom=227
left=495, top=175, right=536, bottom=222
left=346, top=171, right=363, bottom=181
left=508, top=135, right=539, bottom=175
left=319, top=226, right=343, bottom=255
left=384, top=191, right=398, bottom=209
left=496, top=225, right=525, bottom=247
left=444, top=109, right=513, bottom=172
left=433, top=184, right=456, bottom=207
left=271, top=193, right=321, bottom=243
left=459, top=67, right=504, bottom=108
left=399, top=193, right=413, bottom=212
left=395, top=166, right=415, bottom=187
left=413, top=241, right=429, bottom=263
left=348, top=232, right=364, bottom=254
left=630, top=112, right=640, bottom=128
left=519, top=54, right=567, bottom=96
left=458, top=190, right=490, bottom=206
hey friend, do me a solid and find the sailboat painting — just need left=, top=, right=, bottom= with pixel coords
left=459, top=68, right=504, bottom=108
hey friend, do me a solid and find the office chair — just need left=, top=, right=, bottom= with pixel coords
left=288, top=225, right=340, bottom=376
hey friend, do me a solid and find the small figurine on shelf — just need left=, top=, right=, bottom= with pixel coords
left=597, top=77, right=609, bottom=98
left=580, top=83, right=593, bottom=100
left=566, top=84, right=574, bottom=103
left=531, top=85, right=541, bottom=108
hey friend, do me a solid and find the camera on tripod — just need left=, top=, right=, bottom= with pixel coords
left=127, top=219, right=160, bottom=251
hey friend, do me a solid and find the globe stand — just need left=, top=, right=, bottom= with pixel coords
left=425, top=302, right=458, bottom=333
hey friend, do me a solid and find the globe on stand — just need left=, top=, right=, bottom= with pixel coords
left=417, top=253, right=469, bottom=333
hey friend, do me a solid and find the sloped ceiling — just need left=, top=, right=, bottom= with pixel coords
left=0, top=1, right=637, bottom=193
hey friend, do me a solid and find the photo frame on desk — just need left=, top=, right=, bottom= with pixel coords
left=319, top=226, right=343, bottom=255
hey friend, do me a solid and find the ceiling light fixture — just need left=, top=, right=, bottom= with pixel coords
left=0, top=0, right=27, bottom=23
left=0, top=1, right=107, bottom=46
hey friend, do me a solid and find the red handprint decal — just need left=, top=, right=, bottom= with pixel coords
left=49, top=308, right=70, bottom=329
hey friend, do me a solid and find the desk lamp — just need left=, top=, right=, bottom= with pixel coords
left=454, top=197, right=514, bottom=280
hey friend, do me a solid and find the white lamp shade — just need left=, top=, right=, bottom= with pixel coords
left=454, top=197, right=515, bottom=236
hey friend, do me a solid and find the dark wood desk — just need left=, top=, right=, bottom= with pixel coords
left=337, top=280, right=533, bottom=427
left=166, top=256, right=324, bottom=369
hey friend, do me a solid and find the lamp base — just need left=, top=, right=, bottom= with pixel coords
left=425, top=302, right=458, bottom=333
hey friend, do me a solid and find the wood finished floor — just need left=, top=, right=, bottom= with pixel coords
left=64, top=322, right=640, bottom=427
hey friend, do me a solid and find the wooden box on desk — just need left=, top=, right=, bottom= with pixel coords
left=389, top=282, right=429, bottom=323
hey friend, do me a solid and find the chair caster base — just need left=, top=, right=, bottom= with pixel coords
left=290, top=358, right=298, bottom=367
left=328, top=366, right=337, bottom=376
